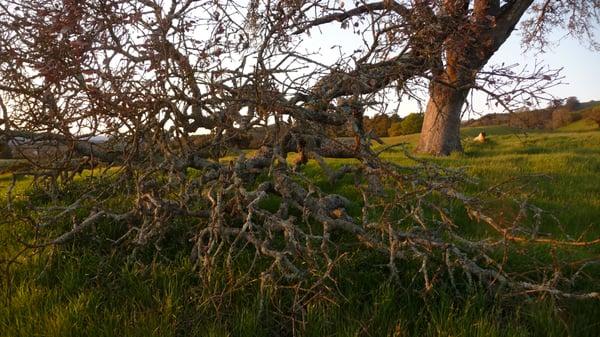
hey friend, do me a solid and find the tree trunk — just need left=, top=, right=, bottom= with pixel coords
left=416, top=80, right=469, bottom=156
left=413, top=0, right=535, bottom=156
left=0, top=96, right=11, bottom=159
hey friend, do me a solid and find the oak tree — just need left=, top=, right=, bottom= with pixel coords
left=1, top=0, right=599, bottom=318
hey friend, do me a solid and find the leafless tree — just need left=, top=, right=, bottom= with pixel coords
left=1, top=0, right=599, bottom=317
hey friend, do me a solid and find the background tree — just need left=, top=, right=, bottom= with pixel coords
left=564, top=96, right=581, bottom=111
left=388, top=120, right=404, bottom=137
left=363, top=114, right=400, bottom=137
left=551, top=107, right=576, bottom=129
left=583, top=105, right=600, bottom=125
left=0, top=96, right=10, bottom=159
left=388, top=113, right=424, bottom=136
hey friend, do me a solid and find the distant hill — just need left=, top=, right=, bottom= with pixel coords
left=578, top=100, right=600, bottom=110
left=463, top=99, right=600, bottom=130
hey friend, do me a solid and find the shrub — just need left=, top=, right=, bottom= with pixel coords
left=551, top=108, right=578, bottom=129
left=402, top=113, right=424, bottom=134
left=0, top=141, right=11, bottom=159
left=582, top=106, right=600, bottom=124
left=388, top=113, right=424, bottom=136
left=364, top=115, right=391, bottom=137
left=388, top=121, right=403, bottom=136
left=564, top=96, right=580, bottom=111
left=509, top=109, right=552, bottom=129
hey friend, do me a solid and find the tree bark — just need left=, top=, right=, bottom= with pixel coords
left=416, top=79, right=469, bottom=156
left=415, top=0, right=535, bottom=156
left=0, top=96, right=11, bottom=159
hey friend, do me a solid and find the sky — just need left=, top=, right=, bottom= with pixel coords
left=488, top=29, right=600, bottom=96
left=465, top=29, right=600, bottom=120
left=297, top=21, right=600, bottom=119
left=492, top=32, right=600, bottom=102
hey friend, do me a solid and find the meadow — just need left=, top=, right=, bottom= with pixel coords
left=1, top=120, right=599, bottom=337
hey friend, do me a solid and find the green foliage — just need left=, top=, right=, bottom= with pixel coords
left=464, top=99, right=600, bottom=131
left=564, top=96, right=581, bottom=111
left=581, top=105, right=600, bottom=124
left=551, top=108, right=580, bottom=129
left=388, top=121, right=403, bottom=136
left=557, top=118, right=599, bottom=132
left=0, top=142, right=11, bottom=159
left=2, top=127, right=600, bottom=336
left=388, top=113, right=424, bottom=136
left=364, top=114, right=400, bottom=137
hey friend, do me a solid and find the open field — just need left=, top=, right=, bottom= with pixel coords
left=1, top=120, right=600, bottom=337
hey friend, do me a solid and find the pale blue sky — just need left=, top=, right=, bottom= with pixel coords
left=461, top=28, right=600, bottom=119
left=298, top=23, right=599, bottom=118
left=490, top=30, right=600, bottom=103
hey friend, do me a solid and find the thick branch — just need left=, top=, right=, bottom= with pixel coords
left=293, top=1, right=410, bottom=35
left=3, top=130, right=121, bottom=163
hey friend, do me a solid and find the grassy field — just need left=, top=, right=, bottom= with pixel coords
left=1, top=120, right=599, bottom=337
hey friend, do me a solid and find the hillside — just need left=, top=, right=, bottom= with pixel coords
left=463, top=99, right=600, bottom=130
left=2, top=118, right=599, bottom=336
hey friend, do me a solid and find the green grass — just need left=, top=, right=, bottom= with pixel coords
left=557, top=118, right=599, bottom=132
left=1, top=122, right=600, bottom=336
left=380, top=123, right=600, bottom=220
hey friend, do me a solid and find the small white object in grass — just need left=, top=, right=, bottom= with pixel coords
left=473, top=132, right=486, bottom=143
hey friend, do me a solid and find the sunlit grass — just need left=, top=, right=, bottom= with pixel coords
left=1, top=122, right=599, bottom=336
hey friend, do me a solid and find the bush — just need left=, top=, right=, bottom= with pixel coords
left=508, top=110, right=552, bottom=129
left=564, top=96, right=580, bottom=111
left=0, top=141, right=11, bottom=159
left=582, top=106, right=600, bottom=124
left=551, top=108, right=579, bottom=129
left=363, top=115, right=390, bottom=137
left=388, top=113, right=424, bottom=136
left=388, top=122, right=403, bottom=136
